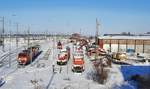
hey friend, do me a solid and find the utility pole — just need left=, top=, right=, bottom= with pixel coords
left=80, top=28, right=82, bottom=35
left=95, top=18, right=100, bottom=45
left=2, top=17, right=5, bottom=52
left=95, top=18, right=105, bottom=84
left=52, top=33, right=55, bottom=73
left=0, top=17, right=5, bottom=52
left=45, top=30, right=48, bottom=40
left=27, top=27, right=30, bottom=48
left=16, top=23, right=19, bottom=49
left=94, top=18, right=100, bottom=60
left=28, top=27, right=32, bottom=65
left=24, top=30, right=26, bottom=44
left=53, top=33, right=55, bottom=59
left=9, top=30, right=12, bottom=67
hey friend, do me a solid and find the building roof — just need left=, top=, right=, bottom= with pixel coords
left=99, top=36, right=150, bottom=40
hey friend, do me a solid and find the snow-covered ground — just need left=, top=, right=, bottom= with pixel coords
left=0, top=37, right=140, bottom=89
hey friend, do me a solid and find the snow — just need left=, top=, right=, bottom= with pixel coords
left=1, top=37, right=149, bottom=89
left=99, top=36, right=150, bottom=40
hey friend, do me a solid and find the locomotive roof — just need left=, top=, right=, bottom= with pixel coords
left=28, top=45, right=40, bottom=49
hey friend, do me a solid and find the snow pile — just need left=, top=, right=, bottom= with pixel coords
left=106, top=65, right=124, bottom=89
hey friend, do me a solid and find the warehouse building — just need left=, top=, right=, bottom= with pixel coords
left=98, top=36, right=150, bottom=53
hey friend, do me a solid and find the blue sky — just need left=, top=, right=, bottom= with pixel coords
left=0, top=0, right=150, bottom=35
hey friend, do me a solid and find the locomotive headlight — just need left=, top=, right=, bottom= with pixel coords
left=18, top=58, right=21, bottom=62
left=23, top=58, right=27, bottom=61
left=57, top=59, right=61, bottom=62
left=61, top=59, right=67, bottom=62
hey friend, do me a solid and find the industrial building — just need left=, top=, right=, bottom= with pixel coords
left=98, top=36, right=150, bottom=53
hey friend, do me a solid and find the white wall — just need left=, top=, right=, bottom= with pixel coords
left=103, top=44, right=150, bottom=53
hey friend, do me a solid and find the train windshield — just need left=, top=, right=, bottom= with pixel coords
left=74, top=52, right=84, bottom=57
left=57, top=41, right=62, bottom=46
left=18, top=53, right=27, bottom=57
left=74, top=66, right=82, bottom=70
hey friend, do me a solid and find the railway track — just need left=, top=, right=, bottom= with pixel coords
left=43, top=48, right=51, bottom=60
left=0, top=43, right=42, bottom=68
left=0, top=46, right=25, bottom=64
left=31, top=47, right=51, bottom=67
left=0, top=41, right=42, bottom=66
left=0, top=50, right=20, bottom=68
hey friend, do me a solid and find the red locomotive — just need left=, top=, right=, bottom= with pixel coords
left=17, top=45, right=40, bottom=65
left=57, top=46, right=70, bottom=65
left=72, top=50, right=85, bottom=72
